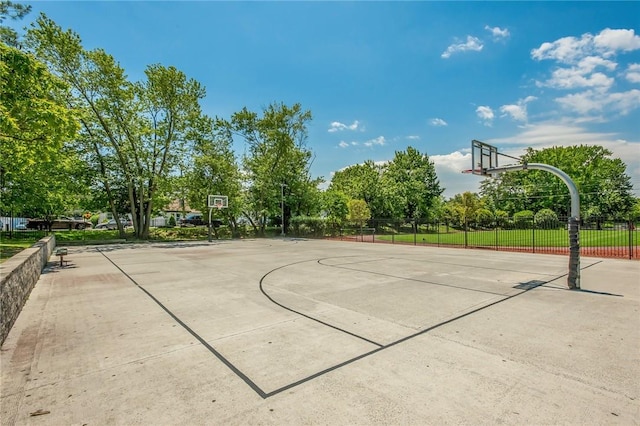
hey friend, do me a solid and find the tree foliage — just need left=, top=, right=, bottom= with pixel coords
left=329, top=160, right=384, bottom=217
left=185, top=116, right=243, bottom=236
left=0, top=1, right=31, bottom=46
left=480, top=145, right=635, bottom=218
left=347, top=199, right=371, bottom=229
left=26, top=15, right=206, bottom=238
left=445, top=191, right=484, bottom=228
left=0, top=40, right=82, bottom=218
left=381, top=146, right=442, bottom=220
left=329, top=147, right=442, bottom=221
left=322, top=189, right=349, bottom=232
left=217, top=102, right=321, bottom=235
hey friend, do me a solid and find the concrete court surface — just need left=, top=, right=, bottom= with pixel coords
left=1, top=238, right=638, bottom=425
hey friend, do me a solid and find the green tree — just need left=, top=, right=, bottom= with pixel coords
left=631, top=198, right=640, bottom=220
left=480, top=145, right=635, bottom=218
left=185, top=116, right=243, bottom=237
left=322, top=189, right=349, bottom=234
left=381, top=146, right=443, bottom=224
left=26, top=16, right=207, bottom=238
left=0, top=1, right=31, bottom=46
left=347, top=199, right=371, bottom=231
left=445, top=191, right=484, bottom=229
left=329, top=160, right=385, bottom=217
left=218, top=102, right=319, bottom=236
left=0, top=41, right=81, bottom=219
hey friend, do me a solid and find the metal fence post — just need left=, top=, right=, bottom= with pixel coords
left=464, top=219, right=468, bottom=248
left=630, top=219, right=634, bottom=260
left=532, top=220, right=536, bottom=254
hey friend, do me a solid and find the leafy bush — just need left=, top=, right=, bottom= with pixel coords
left=494, top=210, right=509, bottom=228
left=513, top=210, right=534, bottom=229
left=168, top=215, right=176, bottom=227
left=90, top=214, right=100, bottom=227
left=290, top=216, right=326, bottom=237
left=475, top=208, right=494, bottom=228
left=535, top=208, right=560, bottom=229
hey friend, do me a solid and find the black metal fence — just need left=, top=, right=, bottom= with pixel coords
left=326, top=216, right=639, bottom=260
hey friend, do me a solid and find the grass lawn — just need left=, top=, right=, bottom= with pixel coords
left=0, top=240, right=36, bottom=263
left=377, top=228, right=638, bottom=247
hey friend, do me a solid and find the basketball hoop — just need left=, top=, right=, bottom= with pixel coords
left=464, top=139, right=581, bottom=289
left=207, top=195, right=228, bottom=243
left=208, top=195, right=228, bottom=209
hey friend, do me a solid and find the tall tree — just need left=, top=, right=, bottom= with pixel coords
left=218, top=102, right=319, bottom=235
left=329, top=160, right=385, bottom=217
left=185, top=116, right=243, bottom=236
left=480, top=145, right=635, bottom=218
left=0, top=41, right=80, bottom=219
left=381, top=146, right=443, bottom=222
left=321, top=188, right=349, bottom=232
left=26, top=15, right=206, bottom=238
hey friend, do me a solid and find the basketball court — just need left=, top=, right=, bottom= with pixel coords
left=1, top=238, right=638, bottom=424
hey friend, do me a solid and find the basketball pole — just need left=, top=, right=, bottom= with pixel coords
left=280, top=183, right=287, bottom=237
left=486, top=162, right=580, bottom=289
left=208, top=206, right=213, bottom=243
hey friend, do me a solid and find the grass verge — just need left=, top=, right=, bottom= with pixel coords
left=376, top=228, right=638, bottom=247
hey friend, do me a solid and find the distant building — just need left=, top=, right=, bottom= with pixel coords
left=163, top=199, right=201, bottom=224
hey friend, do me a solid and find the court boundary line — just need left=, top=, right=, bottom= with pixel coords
left=96, top=248, right=268, bottom=399
left=97, top=246, right=572, bottom=400
left=316, top=257, right=511, bottom=297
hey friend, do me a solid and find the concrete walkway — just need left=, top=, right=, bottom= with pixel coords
left=1, top=239, right=638, bottom=425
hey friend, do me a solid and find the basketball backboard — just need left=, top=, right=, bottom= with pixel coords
left=471, top=140, right=498, bottom=176
left=208, top=195, right=228, bottom=209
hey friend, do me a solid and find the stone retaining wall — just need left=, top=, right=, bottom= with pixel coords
left=0, top=235, right=56, bottom=345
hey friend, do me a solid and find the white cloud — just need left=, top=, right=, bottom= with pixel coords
left=626, top=63, right=640, bottom=83
left=431, top=150, right=471, bottom=171
left=363, top=136, right=386, bottom=147
left=531, top=29, right=640, bottom=119
left=540, top=56, right=617, bottom=90
left=489, top=122, right=617, bottom=146
left=594, top=28, right=640, bottom=55
left=441, top=36, right=483, bottom=59
left=406, top=135, right=420, bottom=140
left=532, top=28, right=640, bottom=64
left=545, top=70, right=614, bottom=90
left=556, top=89, right=640, bottom=115
left=476, top=105, right=494, bottom=126
left=499, top=96, right=537, bottom=122
left=338, top=141, right=349, bottom=148
left=499, top=104, right=527, bottom=122
left=328, top=120, right=361, bottom=133
left=485, top=25, right=509, bottom=39
left=429, top=118, right=448, bottom=127
left=430, top=151, right=482, bottom=198
left=531, top=34, right=594, bottom=64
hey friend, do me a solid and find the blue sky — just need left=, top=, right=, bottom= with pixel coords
left=14, top=1, right=640, bottom=198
